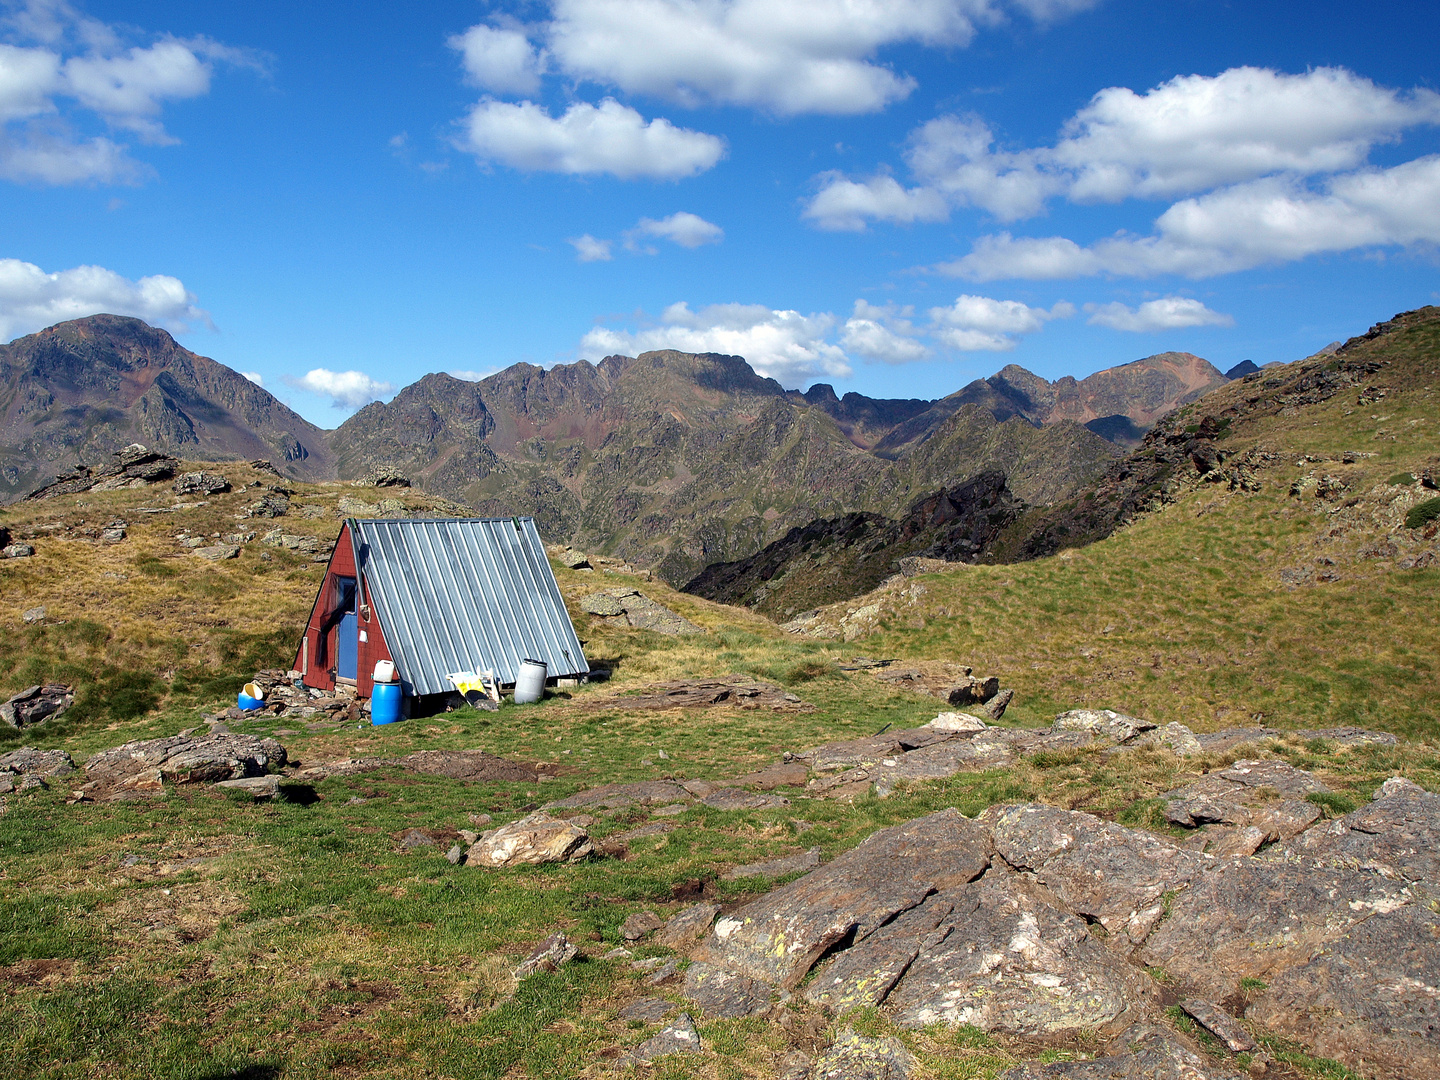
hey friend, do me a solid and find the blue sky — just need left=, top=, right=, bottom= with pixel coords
left=1, top=0, right=1438, bottom=428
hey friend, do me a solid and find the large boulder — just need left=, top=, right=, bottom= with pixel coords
left=465, top=812, right=594, bottom=868
left=84, top=732, right=286, bottom=793
left=0, top=684, right=74, bottom=729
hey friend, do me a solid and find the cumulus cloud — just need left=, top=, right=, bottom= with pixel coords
left=0, top=256, right=210, bottom=340
left=581, top=301, right=851, bottom=384
left=1084, top=296, right=1233, bottom=332
left=569, top=233, right=613, bottom=262
left=240, top=370, right=263, bottom=385
left=840, top=300, right=929, bottom=362
left=803, top=172, right=949, bottom=231
left=452, top=2, right=1095, bottom=119
left=0, top=3, right=257, bottom=184
left=544, top=0, right=988, bottom=116
left=943, top=156, right=1440, bottom=280
left=291, top=369, right=395, bottom=412
left=456, top=97, right=725, bottom=179
left=809, top=66, right=1440, bottom=240
left=927, top=294, right=1072, bottom=350
left=627, top=210, right=723, bottom=249
left=448, top=23, right=545, bottom=96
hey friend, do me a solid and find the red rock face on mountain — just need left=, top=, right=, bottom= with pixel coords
left=866, top=352, right=1229, bottom=456
left=0, top=315, right=334, bottom=499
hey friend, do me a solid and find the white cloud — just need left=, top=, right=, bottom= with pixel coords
left=0, top=256, right=210, bottom=340
left=812, top=66, right=1440, bottom=231
left=1054, top=67, right=1440, bottom=202
left=1084, top=296, right=1233, bottom=332
left=543, top=0, right=991, bottom=116
left=569, top=233, right=613, bottom=262
left=240, top=370, right=263, bottom=386
left=292, top=369, right=395, bottom=412
left=628, top=210, right=723, bottom=249
left=945, top=156, right=1440, bottom=280
left=840, top=299, right=929, bottom=362
left=927, top=294, right=1072, bottom=350
left=0, top=4, right=255, bottom=183
left=581, top=301, right=851, bottom=384
left=803, top=172, right=949, bottom=231
left=448, top=24, right=544, bottom=96
left=456, top=97, right=725, bottom=179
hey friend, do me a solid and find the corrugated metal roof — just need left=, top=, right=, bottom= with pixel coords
left=351, top=517, right=588, bottom=696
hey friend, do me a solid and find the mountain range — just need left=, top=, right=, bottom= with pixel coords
left=0, top=314, right=1239, bottom=583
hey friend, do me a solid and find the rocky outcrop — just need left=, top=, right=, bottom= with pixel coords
left=82, top=732, right=286, bottom=797
left=579, top=588, right=704, bottom=633
left=674, top=782, right=1437, bottom=1080
left=0, top=684, right=74, bottom=728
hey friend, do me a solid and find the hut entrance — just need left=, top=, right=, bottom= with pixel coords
left=335, top=576, right=358, bottom=681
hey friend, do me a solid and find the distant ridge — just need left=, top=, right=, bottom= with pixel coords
left=3, top=315, right=1239, bottom=583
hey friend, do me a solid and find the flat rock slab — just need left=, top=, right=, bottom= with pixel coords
left=214, top=775, right=280, bottom=799
left=1246, top=899, right=1440, bottom=1079
left=301, top=750, right=541, bottom=783
left=982, top=803, right=1208, bottom=945
left=1180, top=998, right=1256, bottom=1052
left=85, top=733, right=287, bottom=793
left=731, top=761, right=810, bottom=789
left=543, top=780, right=690, bottom=810
left=723, top=848, right=821, bottom=880
left=884, top=869, right=1156, bottom=1038
left=682, top=961, right=773, bottom=1018
left=1274, top=790, right=1440, bottom=888
left=657, top=903, right=719, bottom=948
left=1139, top=858, right=1415, bottom=997
left=466, top=812, right=593, bottom=868
left=701, top=807, right=990, bottom=988
left=0, top=747, right=76, bottom=777
left=701, top=788, right=791, bottom=811
left=1001, top=1026, right=1244, bottom=1080
left=1162, top=760, right=1329, bottom=828
left=625, top=1012, right=701, bottom=1063
left=602, top=679, right=813, bottom=712
left=809, top=1029, right=914, bottom=1080
left=618, top=997, right=674, bottom=1022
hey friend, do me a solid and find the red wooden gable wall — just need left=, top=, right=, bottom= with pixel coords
left=293, top=523, right=394, bottom=698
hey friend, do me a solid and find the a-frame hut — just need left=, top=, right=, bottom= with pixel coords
left=294, top=517, right=588, bottom=700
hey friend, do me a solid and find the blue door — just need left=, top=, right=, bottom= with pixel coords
left=336, top=577, right=358, bottom=680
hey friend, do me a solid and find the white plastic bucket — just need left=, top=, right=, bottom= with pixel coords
left=373, top=660, right=396, bottom=683
left=514, top=659, right=547, bottom=704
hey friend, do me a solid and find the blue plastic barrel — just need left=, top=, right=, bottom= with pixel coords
left=371, top=682, right=403, bottom=725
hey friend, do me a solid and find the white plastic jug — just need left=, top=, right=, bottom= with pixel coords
left=514, top=659, right=547, bottom=704
left=373, top=660, right=396, bottom=683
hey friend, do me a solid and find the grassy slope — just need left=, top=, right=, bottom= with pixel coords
left=2, top=311, right=1438, bottom=1079
left=802, top=313, right=1440, bottom=739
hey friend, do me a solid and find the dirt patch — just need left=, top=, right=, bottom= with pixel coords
left=294, top=980, right=398, bottom=1035
left=597, top=678, right=815, bottom=712
left=97, top=878, right=246, bottom=948
left=0, top=957, right=75, bottom=987
left=301, top=750, right=550, bottom=783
